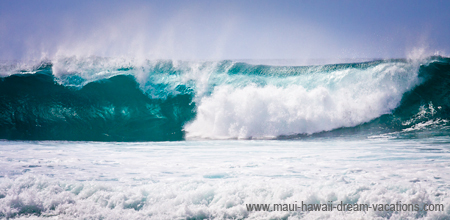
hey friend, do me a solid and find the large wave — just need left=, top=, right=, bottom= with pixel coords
left=0, top=56, right=449, bottom=141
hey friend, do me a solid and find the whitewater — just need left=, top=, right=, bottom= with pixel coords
left=1, top=56, right=450, bottom=219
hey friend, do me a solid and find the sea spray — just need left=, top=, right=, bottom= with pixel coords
left=0, top=56, right=449, bottom=141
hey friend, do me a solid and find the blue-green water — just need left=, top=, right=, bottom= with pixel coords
left=1, top=57, right=450, bottom=219
left=1, top=56, right=449, bottom=141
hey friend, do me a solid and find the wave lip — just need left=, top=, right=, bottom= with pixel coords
left=1, top=56, right=450, bottom=141
left=185, top=60, right=423, bottom=139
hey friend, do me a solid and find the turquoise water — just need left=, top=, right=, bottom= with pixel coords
left=1, top=56, right=449, bottom=141
left=1, top=56, right=450, bottom=219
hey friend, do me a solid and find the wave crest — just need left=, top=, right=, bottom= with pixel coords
left=0, top=56, right=449, bottom=141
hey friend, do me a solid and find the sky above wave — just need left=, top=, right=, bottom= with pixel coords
left=0, top=0, right=449, bottom=60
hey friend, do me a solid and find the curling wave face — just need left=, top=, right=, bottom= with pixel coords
left=0, top=56, right=449, bottom=141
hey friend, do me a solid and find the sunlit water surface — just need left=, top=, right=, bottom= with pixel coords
left=1, top=138, right=450, bottom=219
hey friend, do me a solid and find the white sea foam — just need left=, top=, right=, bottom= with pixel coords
left=0, top=140, right=449, bottom=219
left=185, top=61, right=422, bottom=139
left=0, top=56, right=435, bottom=138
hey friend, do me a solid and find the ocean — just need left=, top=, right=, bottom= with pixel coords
left=1, top=56, right=450, bottom=219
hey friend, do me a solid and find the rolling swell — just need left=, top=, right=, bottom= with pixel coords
left=384, top=57, right=450, bottom=136
left=301, top=57, right=450, bottom=139
left=0, top=64, right=195, bottom=141
left=0, top=57, right=449, bottom=141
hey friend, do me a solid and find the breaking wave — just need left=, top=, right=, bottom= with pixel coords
left=1, top=56, right=449, bottom=141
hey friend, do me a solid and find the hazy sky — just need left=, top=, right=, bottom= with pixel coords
left=1, top=0, right=449, bottom=60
